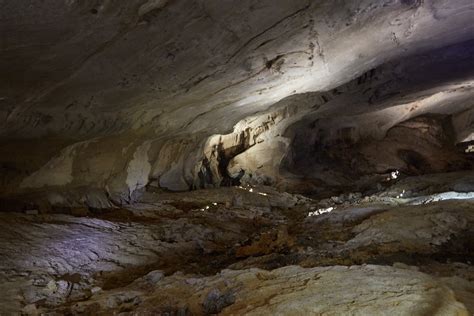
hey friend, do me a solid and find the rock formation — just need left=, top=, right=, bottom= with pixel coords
left=0, top=0, right=473, bottom=314
left=1, top=0, right=473, bottom=206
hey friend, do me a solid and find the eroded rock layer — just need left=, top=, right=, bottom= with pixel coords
left=1, top=2, right=474, bottom=314
left=1, top=0, right=473, bottom=207
left=1, top=172, right=473, bottom=314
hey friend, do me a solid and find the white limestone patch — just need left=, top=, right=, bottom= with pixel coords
left=126, top=141, right=152, bottom=197
left=20, top=141, right=91, bottom=189
left=409, top=191, right=474, bottom=205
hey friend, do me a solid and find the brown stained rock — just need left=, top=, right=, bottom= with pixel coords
left=1, top=175, right=474, bottom=314
left=235, top=226, right=294, bottom=258
left=58, top=265, right=469, bottom=315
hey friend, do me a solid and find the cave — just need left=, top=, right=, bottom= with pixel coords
left=1, top=1, right=473, bottom=315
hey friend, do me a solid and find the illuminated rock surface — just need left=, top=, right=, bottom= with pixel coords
left=0, top=173, right=473, bottom=314
left=0, top=0, right=473, bottom=314
left=1, top=0, right=473, bottom=203
left=55, top=266, right=469, bottom=315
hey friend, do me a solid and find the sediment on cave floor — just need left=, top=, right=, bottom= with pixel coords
left=0, top=0, right=473, bottom=315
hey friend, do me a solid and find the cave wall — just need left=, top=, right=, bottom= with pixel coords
left=209, top=40, right=474, bottom=193
left=1, top=0, right=473, bottom=208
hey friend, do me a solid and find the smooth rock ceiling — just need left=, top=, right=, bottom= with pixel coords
left=1, top=0, right=473, bottom=207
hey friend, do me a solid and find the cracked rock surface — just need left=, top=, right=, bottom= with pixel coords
left=0, top=172, right=473, bottom=314
left=1, top=0, right=473, bottom=205
left=57, top=265, right=469, bottom=315
left=0, top=1, right=473, bottom=315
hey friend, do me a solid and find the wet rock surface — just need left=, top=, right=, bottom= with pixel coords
left=0, top=171, right=473, bottom=314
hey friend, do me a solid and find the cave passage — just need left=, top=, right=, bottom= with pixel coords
left=0, top=0, right=473, bottom=314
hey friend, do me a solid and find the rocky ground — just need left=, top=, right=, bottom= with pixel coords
left=1, top=171, right=473, bottom=315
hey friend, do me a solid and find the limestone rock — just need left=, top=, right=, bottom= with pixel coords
left=1, top=0, right=473, bottom=204
left=60, top=265, right=469, bottom=315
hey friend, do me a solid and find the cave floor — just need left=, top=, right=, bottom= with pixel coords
left=1, top=172, right=473, bottom=315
